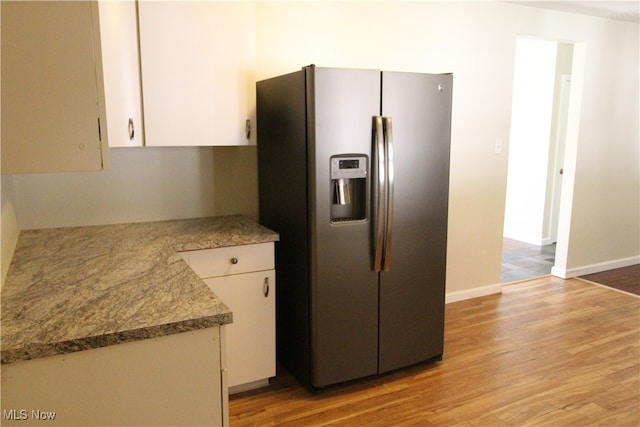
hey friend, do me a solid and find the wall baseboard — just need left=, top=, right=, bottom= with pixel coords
left=503, top=232, right=555, bottom=247
left=551, top=255, right=640, bottom=279
left=540, top=237, right=555, bottom=246
left=503, top=232, right=540, bottom=246
left=447, top=254, right=640, bottom=304
left=445, top=283, right=502, bottom=304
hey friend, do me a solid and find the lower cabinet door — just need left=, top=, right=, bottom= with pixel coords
left=204, top=270, right=275, bottom=389
left=0, top=328, right=225, bottom=426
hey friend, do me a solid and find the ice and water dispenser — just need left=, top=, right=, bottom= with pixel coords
left=330, top=155, right=367, bottom=223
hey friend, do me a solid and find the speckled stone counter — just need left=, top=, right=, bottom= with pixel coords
left=1, top=216, right=279, bottom=365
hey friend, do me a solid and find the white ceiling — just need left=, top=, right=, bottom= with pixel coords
left=509, top=1, right=640, bottom=22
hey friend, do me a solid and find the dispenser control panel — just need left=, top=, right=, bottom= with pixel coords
left=330, top=156, right=367, bottom=179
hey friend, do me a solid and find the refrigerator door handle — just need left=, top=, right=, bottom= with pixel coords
left=382, top=117, right=394, bottom=271
left=373, top=116, right=386, bottom=272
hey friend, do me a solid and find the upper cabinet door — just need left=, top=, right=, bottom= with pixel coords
left=1, top=1, right=109, bottom=174
left=99, top=1, right=145, bottom=147
left=137, top=1, right=256, bottom=146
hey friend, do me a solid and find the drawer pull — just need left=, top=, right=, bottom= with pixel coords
left=128, top=118, right=135, bottom=140
left=263, top=277, right=270, bottom=297
left=230, top=257, right=239, bottom=265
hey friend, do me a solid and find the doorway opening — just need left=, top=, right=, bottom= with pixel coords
left=501, top=38, right=580, bottom=283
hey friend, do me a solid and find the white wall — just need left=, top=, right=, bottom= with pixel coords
left=12, top=147, right=217, bottom=229
left=503, top=38, right=558, bottom=245
left=212, top=146, right=259, bottom=221
left=558, top=18, right=640, bottom=276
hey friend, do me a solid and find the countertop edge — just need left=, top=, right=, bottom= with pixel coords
left=1, top=312, right=233, bottom=365
left=175, top=235, right=279, bottom=252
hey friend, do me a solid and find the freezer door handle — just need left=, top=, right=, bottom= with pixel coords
left=373, top=116, right=386, bottom=272
left=382, top=117, right=394, bottom=271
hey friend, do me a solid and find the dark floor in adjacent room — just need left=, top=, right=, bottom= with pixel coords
left=501, top=238, right=556, bottom=283
left=580, top=264, right=640, bottom=296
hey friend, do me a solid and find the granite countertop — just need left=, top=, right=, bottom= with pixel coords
left=1, top=216, right=279, bottom=365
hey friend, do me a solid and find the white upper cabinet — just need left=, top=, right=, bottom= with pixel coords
left=1, top=1, right=110, bottom=173
left=100, top=1, right=256, bottom=147
left=98, top=1, right=145, bottom=147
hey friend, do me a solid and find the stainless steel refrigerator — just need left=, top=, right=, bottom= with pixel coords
left=257, top=65, right=452, bottom=389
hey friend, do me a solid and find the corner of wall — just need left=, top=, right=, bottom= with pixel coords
left=552, top=256, right=640, bottom=279
left=212, top=146, right=259, bottom=221
left=1, top=174, right=21, bottom=288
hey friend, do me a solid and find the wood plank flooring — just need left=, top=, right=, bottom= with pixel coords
left=580, top=264, right=640, bottom=296
left=229, top=276, right=640, bottom=426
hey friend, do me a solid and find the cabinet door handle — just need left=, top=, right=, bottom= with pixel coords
left=128, top=118, right=135, bottom=140
left=230, top=257, right=239, bottom=265
left=263, top=277, right=269, bottom=297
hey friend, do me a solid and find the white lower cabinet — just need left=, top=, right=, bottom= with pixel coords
left=205, top=271, right=275, bottom=392
left=1, top=328, right=228, bottom=426
left=181, top=243, right=276, bottom=393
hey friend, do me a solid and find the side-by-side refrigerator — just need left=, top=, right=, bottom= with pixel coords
left=257, top=65, right=452, bottom=389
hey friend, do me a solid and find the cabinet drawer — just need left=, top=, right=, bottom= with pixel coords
left=180, top=242, right=273, bottom=279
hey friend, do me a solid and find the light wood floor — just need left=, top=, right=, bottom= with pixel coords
left=229, top=276, right=640, bottom=426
